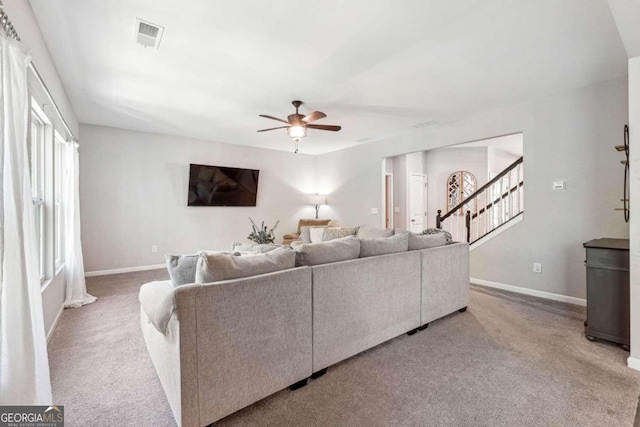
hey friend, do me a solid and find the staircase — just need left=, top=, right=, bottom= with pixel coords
left=436, top=157, right=524, bottom=247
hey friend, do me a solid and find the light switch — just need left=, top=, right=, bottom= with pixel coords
left=394, top=206, right=400, bottom=214
left=553, top=181, right=565, bottom=190
left=371, top=207, right=379, bottom=214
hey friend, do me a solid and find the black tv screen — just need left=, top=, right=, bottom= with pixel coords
left=188, top=164, right=259, bottom=207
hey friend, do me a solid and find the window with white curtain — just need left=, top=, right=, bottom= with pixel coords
left=28, top=98, right=68, bottom=283
left=54, top=132, right=65, bottom=268
left=29, top=107, right=46, bottom=281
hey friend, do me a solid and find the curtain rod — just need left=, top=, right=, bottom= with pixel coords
left=1, top=3, right=78, bottom=142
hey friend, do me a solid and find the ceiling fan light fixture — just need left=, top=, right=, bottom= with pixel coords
left=287, top=124, right=307, bottom=141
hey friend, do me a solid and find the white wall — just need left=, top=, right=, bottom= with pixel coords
left=317, top=77, right=629, bottom=299
left=488, top=147, right=521, bottom=177
left=79, top=124, right=317, bottom=272
left=628, top=57, right=640, bottom=364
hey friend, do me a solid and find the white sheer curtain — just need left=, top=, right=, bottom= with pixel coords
left=63, top=141, right=95, bottom=308
left=0, top=35, right=52, bottom=404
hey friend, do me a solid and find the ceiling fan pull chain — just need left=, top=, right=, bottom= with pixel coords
left=295, top=140, right=299, bottom=154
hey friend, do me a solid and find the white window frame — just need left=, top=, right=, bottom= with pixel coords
left=30, top=108, right=47, bottom=281
left=54, top=132, right=65, bottom=268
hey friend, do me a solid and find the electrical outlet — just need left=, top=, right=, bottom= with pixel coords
left=151, top=245, right=158, bottom=253
left=533, top=262, right=542, bottom=273
left=371, top=207, right=379, bottom=215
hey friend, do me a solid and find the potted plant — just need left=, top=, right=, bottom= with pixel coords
left=247, top=218, right=279, bottom=244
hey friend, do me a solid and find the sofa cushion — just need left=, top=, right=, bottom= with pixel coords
left=408, top=232, right=447, bottom=250
left=357, top=225, right=394, bottom=238
left=195, top=247, right=295, bottom=283
left=166, top=254, right=199, bottom=286
left=294, top=235, right=361, bottom=266
left=232, top=242, right=281, bottom=254
left=139, top=280, right=176, bottom=334
left=359, top=233, right=409, bottom=258
left=322, top=227, right=358, bottom=241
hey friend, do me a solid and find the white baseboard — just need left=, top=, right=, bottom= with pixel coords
left=627, top=357, right=640, bottom=371
left=85, top=264, right=165, bottom=277
left=471, top=277, right=586, bottom=307
left=46, top=304, right=64, bottom=343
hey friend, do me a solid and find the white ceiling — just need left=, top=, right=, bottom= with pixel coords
left=28, top=0, right=628, bottom=155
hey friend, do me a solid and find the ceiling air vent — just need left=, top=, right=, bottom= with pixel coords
left=134, top=18, right=164, bottom=49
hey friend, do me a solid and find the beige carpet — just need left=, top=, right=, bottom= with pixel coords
left=48, top=269, right=640, bottom=426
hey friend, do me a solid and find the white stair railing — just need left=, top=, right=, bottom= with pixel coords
left=437, top=157, right=523, bottom=244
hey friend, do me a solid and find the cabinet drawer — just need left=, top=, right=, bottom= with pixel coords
left=586, top=247, right=629, bottom=271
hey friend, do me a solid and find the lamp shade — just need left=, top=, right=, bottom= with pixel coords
left=309, top=194, right=327, bottom=205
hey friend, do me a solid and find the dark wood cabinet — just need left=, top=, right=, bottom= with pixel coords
left=583, top=238, right=630, bottom=350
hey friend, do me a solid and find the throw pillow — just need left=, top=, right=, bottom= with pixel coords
left=166, top=254, right=199, bottom=286
left=139, top=280, right=176, bottom=334
left=408, top=232, right=447, bottom=251
left=232, top=242, right=281, bottom=254
left=359, top=233, right=409, bottom=258
left=420, top=228, right=453, bottom=244
left=167, top=252, right=240, bottom=286
left=309, top=226, right=328, bottom=243
left=357, top=225, right=394, bottom=238
left=195, top=247, right=295, bottom=283
left=322, top=227, right=359, bottom=241
left=294, top=235, right=361, bottom=266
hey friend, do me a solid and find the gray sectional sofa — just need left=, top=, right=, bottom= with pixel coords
left=140, top=239, right=469, bottom=427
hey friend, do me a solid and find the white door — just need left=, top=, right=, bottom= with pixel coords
left=409, top=173, right=427, bottom=232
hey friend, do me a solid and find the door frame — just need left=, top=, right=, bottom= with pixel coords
left=384, top=173, right=394, bottom=229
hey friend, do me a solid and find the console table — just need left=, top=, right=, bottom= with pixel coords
left=583, top=238, right=630, bottom=351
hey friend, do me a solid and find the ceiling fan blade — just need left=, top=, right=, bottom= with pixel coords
left=302, top=111, right=327, bottom=123
left=259, top=114, right=290, bottom=124
left=307, top=124, right=342, bottom=131
left=257, top=126, right=289, bottom=132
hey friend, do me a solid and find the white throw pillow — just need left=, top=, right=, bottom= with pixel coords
left=309, top=226, right=327, bottom=243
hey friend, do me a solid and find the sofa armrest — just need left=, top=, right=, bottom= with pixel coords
left=173, top=268, right=313, bottom=424
left=283, top=232, right=300, bottom=239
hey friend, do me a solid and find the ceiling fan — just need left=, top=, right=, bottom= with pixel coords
left=258, top=100, right=341, bottom=153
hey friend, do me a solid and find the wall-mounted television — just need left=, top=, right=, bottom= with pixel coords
left=188, top=164, right=259, bottom=207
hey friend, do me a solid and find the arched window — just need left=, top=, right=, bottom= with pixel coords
left=447, top=171, right=477, bottom=215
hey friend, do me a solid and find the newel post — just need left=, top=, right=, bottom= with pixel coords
left=465, top=210, right=471, bottom=243
left=436, top=210, right=442, bottom=229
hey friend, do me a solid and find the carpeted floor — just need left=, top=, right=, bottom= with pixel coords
left=48, top=269, right=640, bottom=426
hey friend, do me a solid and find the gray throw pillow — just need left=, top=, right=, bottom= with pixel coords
left=166, top=254, right=199, bottom=286
left=195, top=247, right=295, bottom=283
left=322, top=227, right=358, bottom=241
left=408, top=232, right=447, bottom=250
left=167, top=252, right=241, bottom=286
left=359, top=233, right=409, bottom=258
left=294, top=235, right=361, bottom=266
left=357, top=225, right=394, bottom=238
left=232, top=242, right=281, bottom=254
